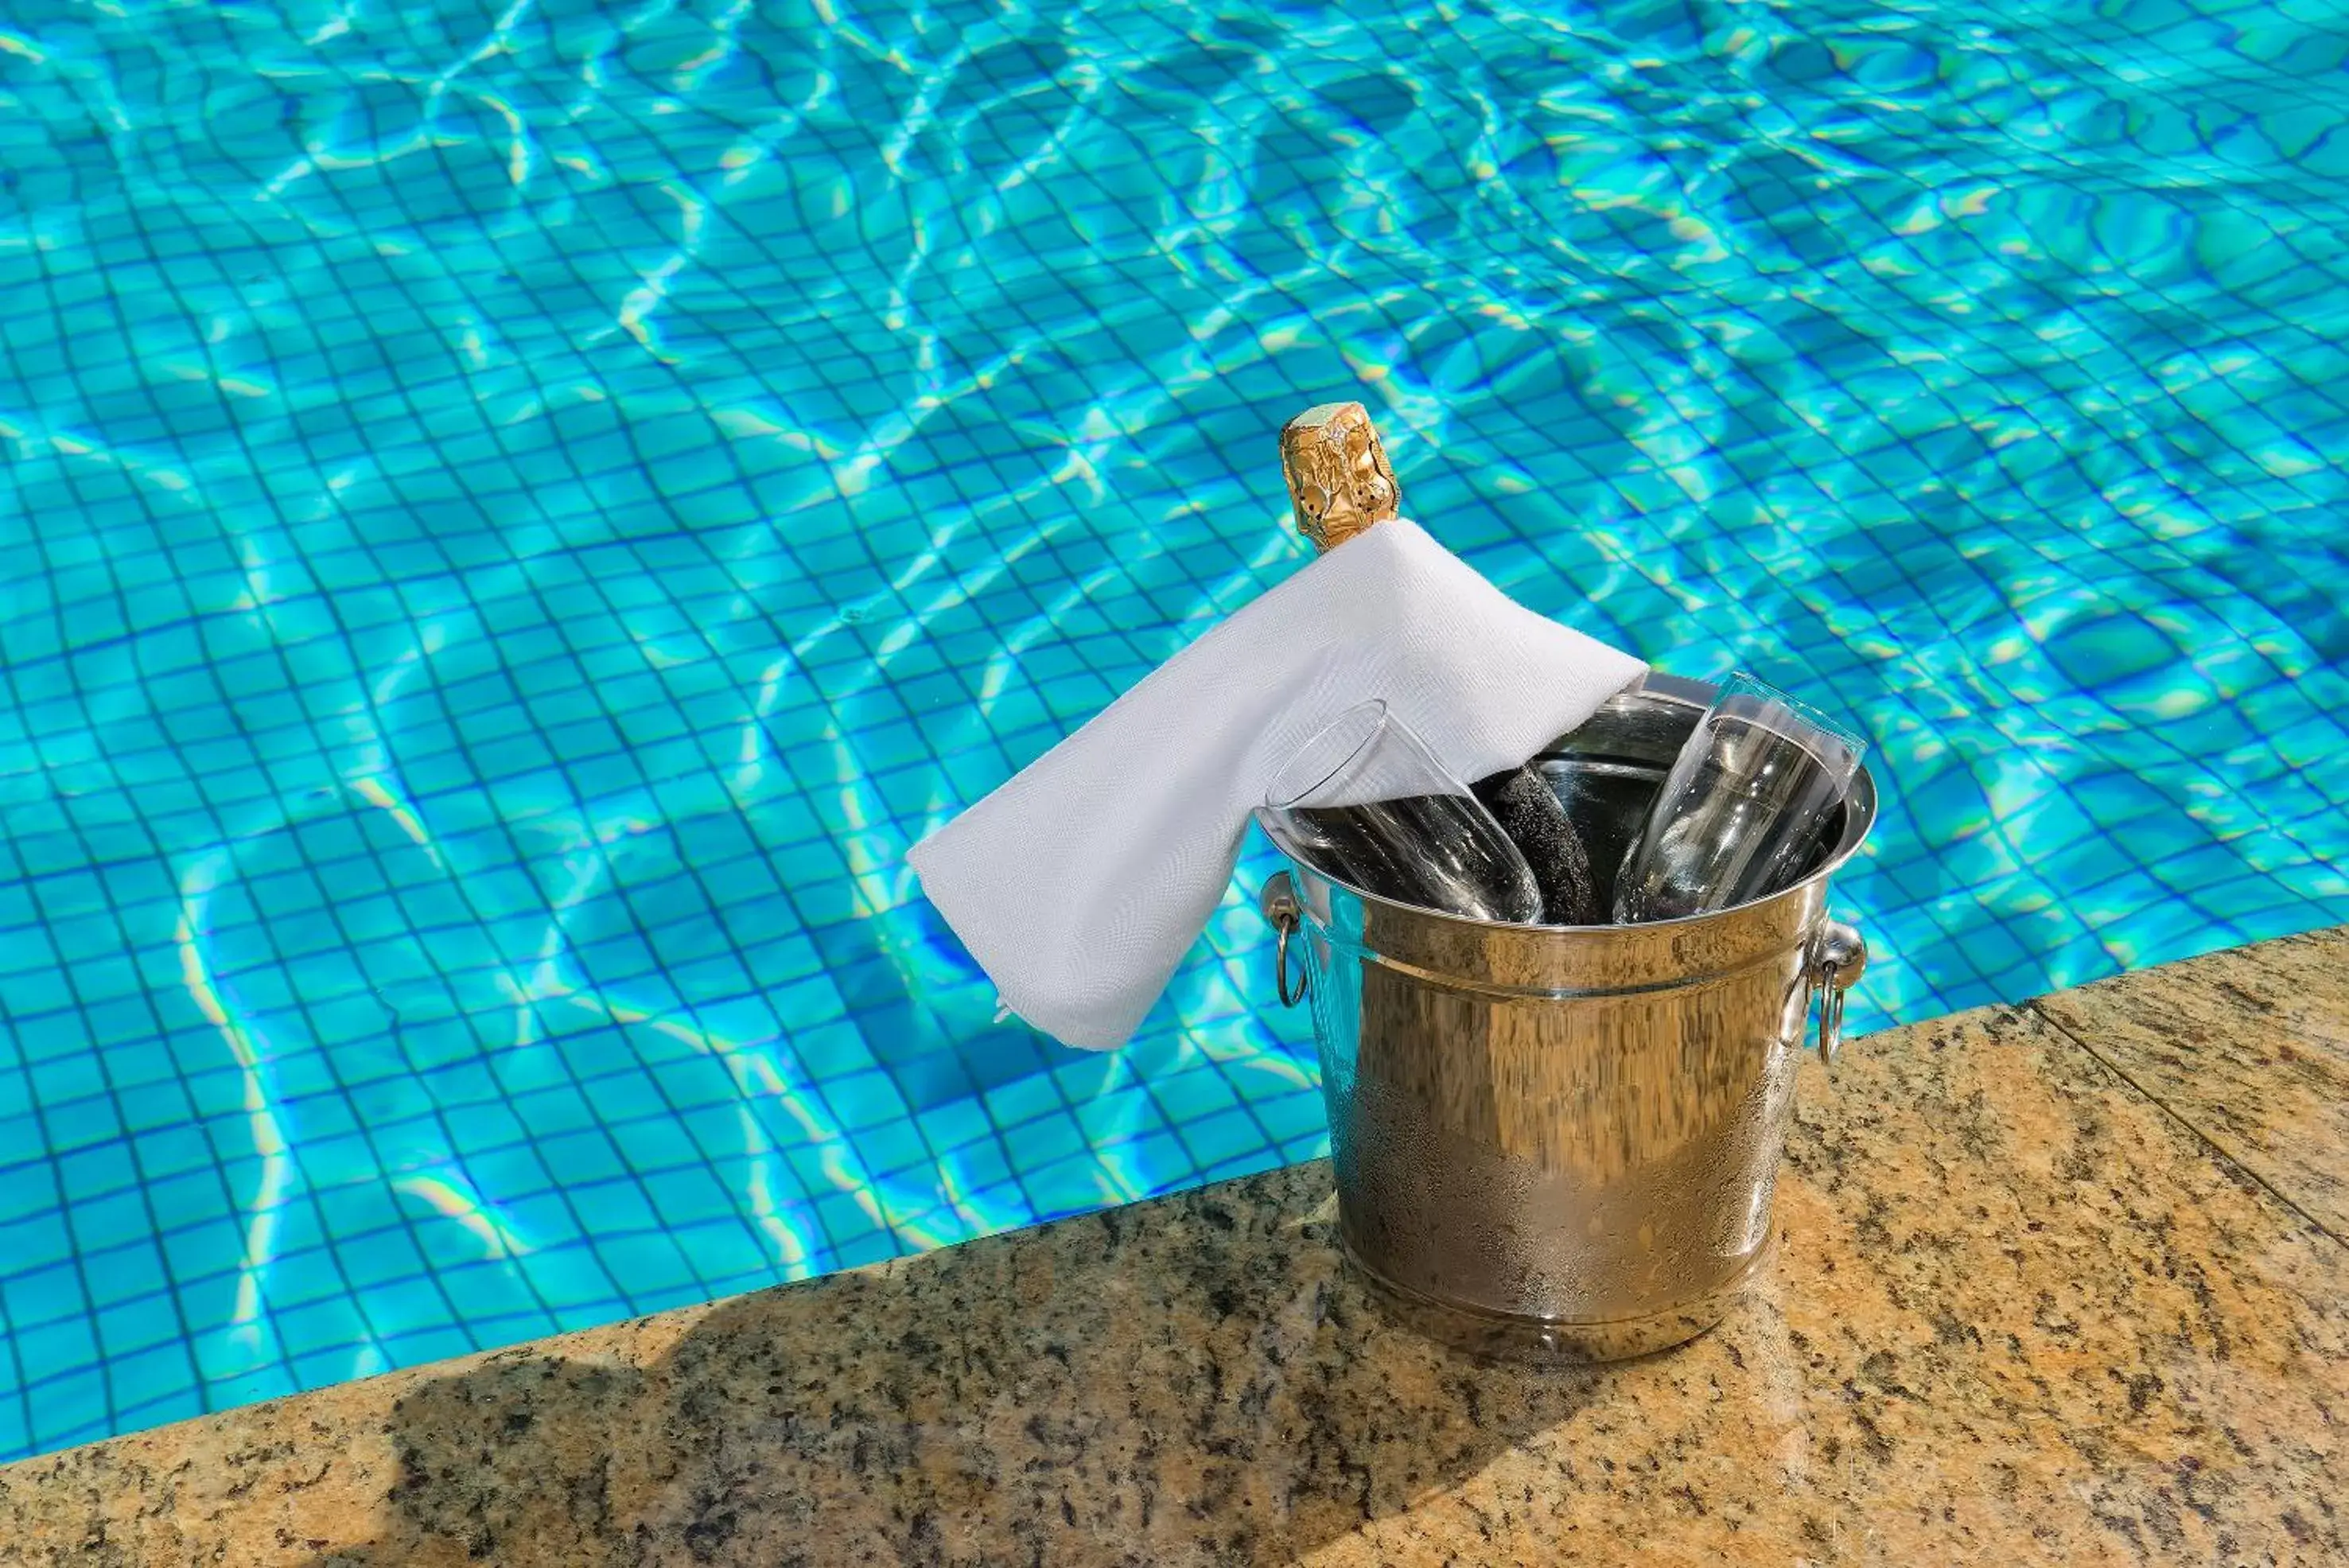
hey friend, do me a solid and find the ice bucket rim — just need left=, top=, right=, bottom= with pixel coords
left=1274, top=672, right=1876, bottom=939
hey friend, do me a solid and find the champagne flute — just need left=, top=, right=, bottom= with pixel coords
left=1613, top=672, right=1865, bottom=924
left=1260, top=700, right=1545, bottom=924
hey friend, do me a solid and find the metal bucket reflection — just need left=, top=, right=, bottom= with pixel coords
left=1260, top=675, right=1874, bottom=1360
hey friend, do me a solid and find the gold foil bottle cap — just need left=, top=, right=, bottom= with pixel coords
left=1280, top=401, right=1401, bottom=552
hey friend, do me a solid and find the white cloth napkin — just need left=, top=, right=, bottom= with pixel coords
left=908, top=518, right=1647, bottom=1049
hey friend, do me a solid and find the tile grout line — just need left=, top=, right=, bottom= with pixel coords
left=2026, top=999, right=2349, bottom=1254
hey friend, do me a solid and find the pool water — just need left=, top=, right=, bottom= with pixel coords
left=3, top=0, right=2346, bottom=1460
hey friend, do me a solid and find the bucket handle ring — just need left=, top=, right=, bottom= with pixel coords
left=1809, top=920, right=1866, bottom=1070
left=1261, top=871, right=1308, bottom=1006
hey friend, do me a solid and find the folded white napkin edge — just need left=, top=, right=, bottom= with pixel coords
left=907, top=518, right=1647, bottom=1049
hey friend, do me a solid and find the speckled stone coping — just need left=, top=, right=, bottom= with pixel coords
left=5, top=928, right=2346, bottom=1567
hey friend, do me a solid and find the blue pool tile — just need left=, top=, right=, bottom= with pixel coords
left=43, top=1093, right=125, bottom=1154
left=2, top=971, right=77, bottom=1021
left=566, top=1177, right=657, bottom=1237
left=16, top=1318, right=103, bottom=1381
left=644, top=1167, right=737, bottom=1229
left=0, top=1403, right=28, bottom=1461
left=375, top=1326, right=476, bottom=1369
left=56, top=1146, right=142, bottom=1204
left=504, top=1083, right=601, bottom=1137
left=917, top=1096, right=997, bottom=1160
left=978, top=1073, right=1063, bottom=1133
left=337, top=1229, right=430, bottom=1294
left=286, top=1345, right=378, bottom=1394
left=27, top=1375, right=112, bottom=1451
left=592, top=1234, right=700, bottom=1298
left=152, top=1202, right=242, bottom=1278
left=823, top=1068, right=912, bottom=1134
left=660, top=1220, right=770, bottom=1286
left=1154, top=1068, right=1243, bottom=1126
left=97, top=1296, right=190, bottom=1360
left=2, top=1262, right=87, bottom=1334
left=66, top=1190, right=155, bottom=1254
left=1175, top=1107, right=1273, bottom=1171
left=1254, top=1089, right=1333, bottom=1152
left=267, top=1243, right=360, bottom=1312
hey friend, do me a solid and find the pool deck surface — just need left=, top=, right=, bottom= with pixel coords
left=3, top=925, right=2344, bottom=1566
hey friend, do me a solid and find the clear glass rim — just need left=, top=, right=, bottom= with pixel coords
left=1716, top=670, right=1868, bottom=767
left=1264, top=698, right=1393, bottom=812
left=1280, top=774, right=1875, bottom=934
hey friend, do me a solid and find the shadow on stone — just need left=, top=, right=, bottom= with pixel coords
left=295, top=1164, right=1604, bottom=1566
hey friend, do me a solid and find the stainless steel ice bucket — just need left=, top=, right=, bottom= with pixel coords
left=1259, top=674, right=1873, bottom=1360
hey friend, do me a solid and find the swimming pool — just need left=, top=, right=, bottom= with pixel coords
left=3, top=0, right=2345, bottom=1460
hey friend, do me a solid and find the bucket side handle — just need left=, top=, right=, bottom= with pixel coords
left=1809, top=920, right=1867, bottom=1071
left=1260, top=871, right=1308, bottom=1007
